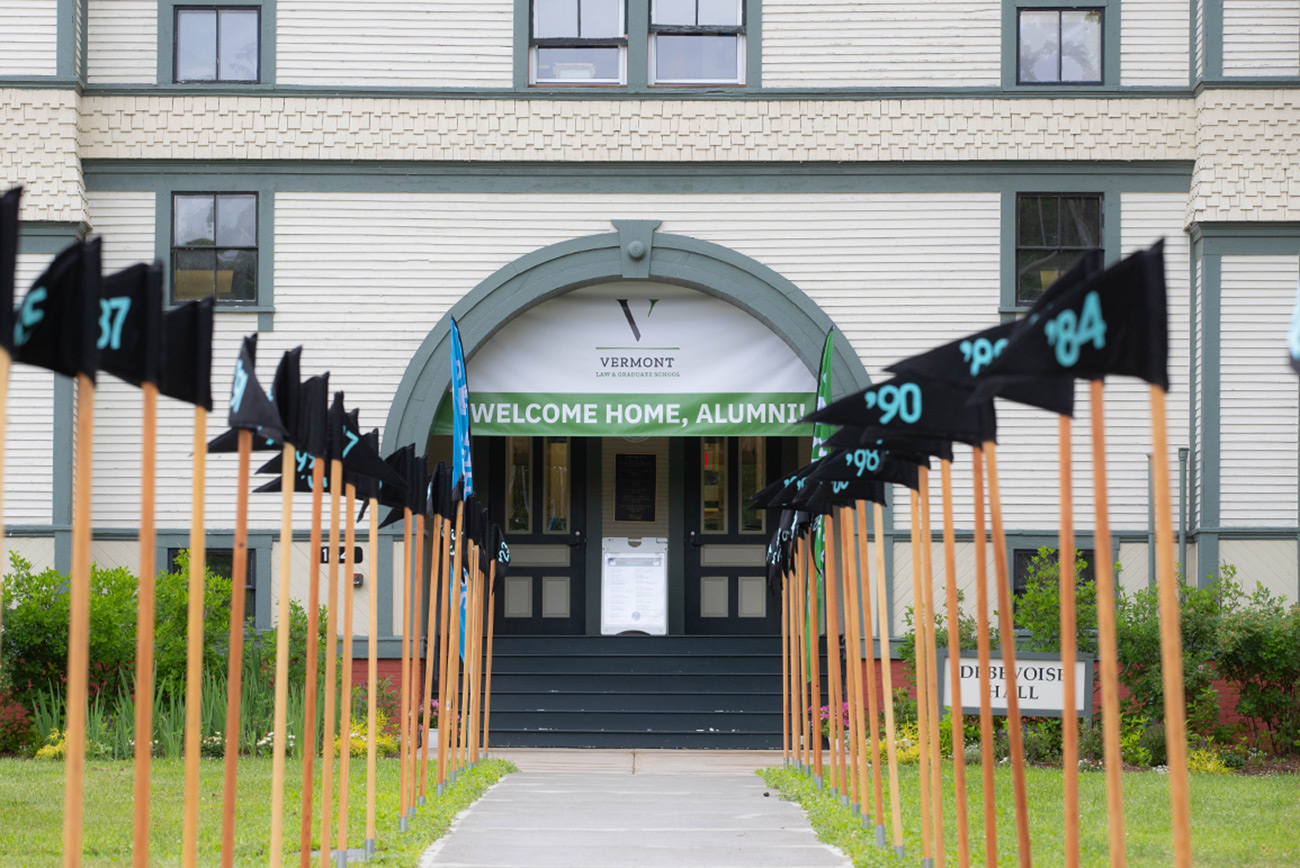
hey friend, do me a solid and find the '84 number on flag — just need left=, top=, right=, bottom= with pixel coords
left=1044, top=290, right=1107, bottom=368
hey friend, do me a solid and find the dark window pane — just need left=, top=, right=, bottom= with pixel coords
left=174, top=194, right=215, bottom=246
left=216, top=249, right=257, bottom=301
left=1018, top=194, right=1060, bottom=248
left=535, top=0, right=579, bottom=38
left=698, top=0, right=740, bottom=27
left=580, top=0, right=621, bottom=37
left=215, top=194, right=257, bottom=247
left=218, top=8, right=259, bottom=82
left=655, top=34, right=738, bottom=82
left=1018, top=10, right=1060, bottom=83
left=654, top=0, right=696, bottom=26
left=1061, top=10, right=1102, bottom=82
left=1061, top=196, right=1101, bottom=247
left=173, top=249, right=216, bottom=301
left=1016, top=249, right=1060, bottom=306
left=176, top=9, right=217, bottom=81
left=535, top=46, right=621, bottom=81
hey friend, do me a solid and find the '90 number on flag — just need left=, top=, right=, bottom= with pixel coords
left=864, top=382, right=922, bottom=425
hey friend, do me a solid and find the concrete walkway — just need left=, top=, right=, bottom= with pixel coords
left=421, top=751, right=851, bottom=868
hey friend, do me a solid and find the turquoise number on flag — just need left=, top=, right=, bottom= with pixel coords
left=1045, top=290, right=1108, bottom=368
left=14, top=287, right=46, bottom=347
left=960, top=336, right=1009, bottom=376
left=864, top=382, right=922, bottom=425
left=230, top=358, right=249, bottom=413
left=96, top=296, right=131, bottom=351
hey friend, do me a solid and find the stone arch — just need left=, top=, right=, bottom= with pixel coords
left=382, top=223, right=871, bottom=452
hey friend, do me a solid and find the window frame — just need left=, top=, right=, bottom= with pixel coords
left=158, top=0, right=275, bottom=87
left=172, top=5, right=263, bottom=84
left=1015, top=7, right=1104, bottom=86
left=1013, top=191, right=1105, bottom=308
left=169, top=191, right=261, bottom=306
left=1003, top=0, right=1116, bottom=90
left=648, top=0, right=747, bottom=86
left=529, top=0, right=630, bottom=86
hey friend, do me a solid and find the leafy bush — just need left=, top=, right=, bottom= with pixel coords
left=1215, top=583, right=1300, bottom=755
left=1012, top=547, right=1100, bottom=656
left=1120, top=714, right=1152, bottom=767
left=1186, top=746, right=1232, bottom=774
left=1022, top=718, right=1063, bottom=764
left=1140, top=720, right=1167, bottom=767
left=153, top=550, right=233, bottom=691
left=1078, top=719, right=1105, bottom=762
left=896, top=590, right=987, bottom=678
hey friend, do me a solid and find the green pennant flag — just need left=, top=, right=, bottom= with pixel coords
left=808, top=330, right=834, bottom=680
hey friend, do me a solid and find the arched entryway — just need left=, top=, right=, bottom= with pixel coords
left=384, top=222, right=871, bottom=747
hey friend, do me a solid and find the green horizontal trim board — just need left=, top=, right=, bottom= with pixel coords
left=85, top=161, right=1194, bottom=196
left=17, top=222, right=86, bottom=255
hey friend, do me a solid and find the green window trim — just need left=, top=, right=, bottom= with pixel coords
left=516, top=0, right=760, bottom=92
left=157, top=0, right=276, bottom=87
left=1002, top=0, right=1119, bottom=91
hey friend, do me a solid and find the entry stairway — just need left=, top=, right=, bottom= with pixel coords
left=486, top=635, right=783, bottom=749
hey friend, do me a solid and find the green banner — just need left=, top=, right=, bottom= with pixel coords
left=432, top=391, right=815, bottom=437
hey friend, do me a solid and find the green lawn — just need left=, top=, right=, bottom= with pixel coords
left=0, top=756, right=513, bottom=867
left=762, top=763, right=1300, bottom=868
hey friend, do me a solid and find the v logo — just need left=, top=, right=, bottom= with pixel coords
left=616, top=298, right=659, bottom=342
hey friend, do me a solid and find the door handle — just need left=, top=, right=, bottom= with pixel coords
left=566, top=530, right=585, bottom=549
left=686, top=531, right=702, bottom=550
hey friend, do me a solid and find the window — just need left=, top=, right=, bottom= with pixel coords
left=171, top=193, right=258, bottom=304
left=1018, top=8, right=1102, bottom=84
left=738, top=437, right=764, bottom=533
left=542, top=437, right=571, bottom=533
left=174, top=6, right=260, bottom=83
left=169, top=547, right=256, bottom=622
left=506, top=437, right=533, bottom=533
left=701, top=437, right=727, bottom=532
left=1013, top=547, right=1095, bottom=597
left=1015, top=193, right=1102, bottom=306
left=650, top=0, right=745, bottom=84
left=530, top=0, right=627, bottom=85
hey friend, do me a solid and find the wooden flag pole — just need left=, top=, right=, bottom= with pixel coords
left=397, top=506, right=412, bottom=827
left=319, top=459, right=344, bottom=868
left=808, top=529, right=823, bottom=784
left=1150, top=385, right=1193, bottom=868
left=1058, top=416, right=1081, bottom=868
left=781, top=563, right=791, bottom=767
left=365, top=496, right=380, bottom=860
left=219, top=428, right=253, bottom=868
left=473, top=552, right=488, bottom=761
left=969, top=448, right=997, bottom=868
left=418, top=516, right=441, bottom=800
left=182, top=405, right=208, bottom=868
left=268, top=443, right=297, bottom=868
left=435, top=513, right=453, bottom=794
left=1084, top=381, right=1126, bottom=868
left=983, top=441, right=1033, bottom=868
left=851, top=503, right=885, bottom=845
left=298, top=459, right=327, bottom=868
left=61, top=373, right=95, bottom=868
left=463, top=547, right=479, bottom=768
left=457, top=541, right=476, bottom=770
left=873, top=502, right=905, bottom=857
left=481, top=558, right=499, bottom=755
left=940, top=458, right=971, bottom=868
left=788, top=562, right=801, bottom=771
left=335, top=482, right=358, bottom=867
left=919, top=467, right=947, bottom=868
left=822, top=509, right=845, bottom=794
left=836, top=506, right=864, bottom=812
left=133, top=382, right=160, bottom=868
left=796, top=538, right=810, bottom=773
left=408, top=513, right=425, bottom=809
left=444, top=501, right=465, bottom=782
left=910, top=489, right=935, bottom=866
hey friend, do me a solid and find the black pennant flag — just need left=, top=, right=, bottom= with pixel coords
left=330, top=393, right=404, bottom=491
left=295, top=374, right=329, bottom=460
left=806, top=446, right=920, bottom=491
left=158, top=296, right=214, bottom=410
left=887, top=320, right=1076, bottom=417
left=98, top=261, right=163, bottom=388
left=1, top=187, right=21, bottom=355
left=354, top=429, right=383, bottom=520
left=209, top=335, right=286, bottom=452
left=378, top=444, right=415, bottom=528
left=812, top=477, right=888, bottom=508
left=271, top=348, right=302, bottom=446
left=13, top=237, right=101, bottom=382
left=490, top=522, right=509, bottom=580
left=806, top=373, right=996, bottom=446
left=980, top=241, right=1169, bottom=391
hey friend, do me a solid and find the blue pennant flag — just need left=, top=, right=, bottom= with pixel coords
left=450, top=317, right=474, bottom=496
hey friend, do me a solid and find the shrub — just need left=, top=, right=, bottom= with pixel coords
left=1215, top=583, right=1300, bottom=755
left=1022, top=718, right=1063, bottom=764
left=1078, top=719, right=1105, bottom=762
left=1013, top=547, right=1099, bottom=655
left=1140, top=720, right=1167, bottom=767
left=1186, top=746, right=1232, bottom=774
left=1120, top=714, right=1152, bottom=767
left=896, top=590, right=988, bottom=681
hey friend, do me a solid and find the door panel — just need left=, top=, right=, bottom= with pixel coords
left=683, top=436, right=789, bottom=634
left=489, top=436, right=587, bottom=634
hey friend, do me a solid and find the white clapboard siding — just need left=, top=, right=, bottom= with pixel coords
left=0, top=0, right=58, bottom=76
left=1121, top=0, right=1192, bottom=86
left=1220, top=254, right=1300, bottom=526
left=87, top=0, right=157, bottom=84
left=267, top=540, right=374, bottom=633
left=1223, top=0, right=1300, bottom=75
left=1220, top=539, right=1299, bottom=603
left=762, top=0, right=1001, bottom=87
left=85, top=192, right=156, bottom=528
left=276, top=0, right=513, bottom=87
left=6, top=253, right=56, bottom=525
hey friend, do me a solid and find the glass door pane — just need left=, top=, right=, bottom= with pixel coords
left=738, top=436, right=764, bottom=533
left=506, top=437, right=533, bottom=533
left=543, top=437, right=570, bottom=534
left=701, top=437, right=727, bottom=533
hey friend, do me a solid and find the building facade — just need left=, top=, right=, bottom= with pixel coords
left=2, top=0, right=1299, bottom=743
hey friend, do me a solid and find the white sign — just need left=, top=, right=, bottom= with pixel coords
left=600, top=537, right=668, bottom=636
left=937, top=652, right=1093, bottom=718
left=435, top=282, right=817, bottom=436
